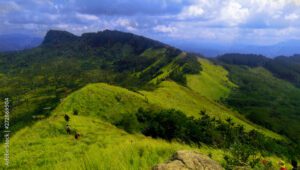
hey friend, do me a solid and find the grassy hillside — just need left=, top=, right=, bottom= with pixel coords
left=1, top=30, right=299, bottom=169
left=1, top=82, right=289, bottom=169
left=1, top=83, right=227, bottom=169
left=218, top=53, right=300, bottom=87
left=141, top=59, right=282, bottom=140
left=222, top=64, right=300, bottom=143
left=187, top=58, right=237, bottom=100
left=55, top=83, right=149, bottom=122
left=0, top=31, right=200, bottom=133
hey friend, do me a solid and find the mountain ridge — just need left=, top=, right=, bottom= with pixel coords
left=0, top=29, right=299, bottom=169
left=42, top=29, right=170, bottom=53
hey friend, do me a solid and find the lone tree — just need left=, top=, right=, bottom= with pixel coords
left=64, top=114, right=70, bottom=122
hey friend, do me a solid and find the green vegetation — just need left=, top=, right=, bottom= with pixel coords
left=0, top=83, right=293, bottom=169
left=0, top=30, right=200, bottom=134
left=116, top=108, right=297, bottom=159
left=223, top=143, right=260, bottom=169
left=220, top=65, right=300, bottom=143
left=2, top=114, right=195, bottom=170
left=0, top=82, right=229, bottom=169
left=54, top=83, right=149, bottom=123
left=141, top=79, right=283, bottom=140
left=217, top=54, right=300, bottom=145
left=187, top=58, right=237, bottom=100
left=218, top=53, right=300, bottom=87
left=1, top=30, right=299, bottom=169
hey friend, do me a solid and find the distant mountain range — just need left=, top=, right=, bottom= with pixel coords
left=169, top=39, right=300, bottom=57
left=2, top=32, right=300, bottom=58
left=0, top=33, right=42, bottom=52
left=228, top=40, right=300, bottom=57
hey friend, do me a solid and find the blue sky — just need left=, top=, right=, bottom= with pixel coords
left=1, top=0, right=300, bottom=47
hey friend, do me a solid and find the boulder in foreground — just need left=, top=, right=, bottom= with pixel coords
left=153, top=150, right=223, bottom=170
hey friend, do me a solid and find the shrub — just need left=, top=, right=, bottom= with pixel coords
left=136, top=108, right=187, bottom=141
left=115, top=113, right=140, bottom=133
left=114, top=108, right=298, bottom=159
left=169, top=68, right=186, bottom=85
left=224, top=143, right=260, bottom=169
left=73, top=109, right=78, bottom=115
left=64, top=114, right=70, bottom=122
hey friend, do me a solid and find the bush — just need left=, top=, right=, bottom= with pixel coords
left=73, top=109, right=78, bottom=115
left=169, top=68, right=186, bottom=85
left=224, top=143, right=260, bottom=170
left=64, top=114, right=70, bottom=122
left=114, top=108, right=298, bottom=159
left=115, top=113, right=140, bottom=133
left=181, top=56, right=202, bottom=74
left=136, top=108, right=187, bottom=141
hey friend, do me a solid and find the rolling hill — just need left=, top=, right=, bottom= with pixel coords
left=0, top=30, right=299, bottom=169
left=217, top=54, right=300, bottom=143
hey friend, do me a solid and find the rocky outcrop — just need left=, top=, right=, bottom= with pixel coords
left=153, top=150, right=223, bottom=170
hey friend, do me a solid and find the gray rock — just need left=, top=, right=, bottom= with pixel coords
left=153, top=150, right=223, bottom=170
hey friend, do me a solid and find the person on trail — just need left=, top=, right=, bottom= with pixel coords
left=75, top=132, right=80, bottom=139
left=66, top=124, right=71, bottom=134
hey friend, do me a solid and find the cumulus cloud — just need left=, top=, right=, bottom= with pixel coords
left=178, top=5, right=204, bottom=19
left=76, top=13, right=99, bottom=21
left=153, top=25, right=177, bottom=33
left=285, top=13, right=299, bottom=21
left=1, top=0, right=300, bottom=46
left=219, top=1, right=250, bottom=26
left=114, top=18, right=138, bottom=31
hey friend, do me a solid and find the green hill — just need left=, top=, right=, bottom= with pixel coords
left=1, top=82, right=289, bottom=169
left=0, top=30, right=299, bottom=169
left=217, top=54, right=300, bottom=143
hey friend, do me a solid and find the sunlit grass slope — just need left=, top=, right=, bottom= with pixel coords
left=141, top=59, right=283, bottom=140
left=55, top=59, right=282, bottom=139
left=55, top=83, right=149, bottom=123
left=0, top=80, right=286, bottom=169
left=2, top=98, right=224, bottom=170
left=187, top=58, right=237, bottom=100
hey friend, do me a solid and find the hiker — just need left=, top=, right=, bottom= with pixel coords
left=291, top=160, right=298, bottom=170
left=75, top=132, right=80, bottom=139
left=66, top=124, right=71, bottom=134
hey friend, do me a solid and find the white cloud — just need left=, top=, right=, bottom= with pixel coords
left=3, top=0, right=300, bottom=46
left=161, top=21, right=240, bottom=43
left=178, top=5, right=204, bottom=19
left=220, top=1, right=250, bottom=26
left=285, top=13, right=299, bottom=21
left=115, top=18, right=137, bottom=31
left=248, top=0, right=286, bottom=13
left=153, top=25, right=177, bottom=33
left=76, top=13, right=99, bottom=21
